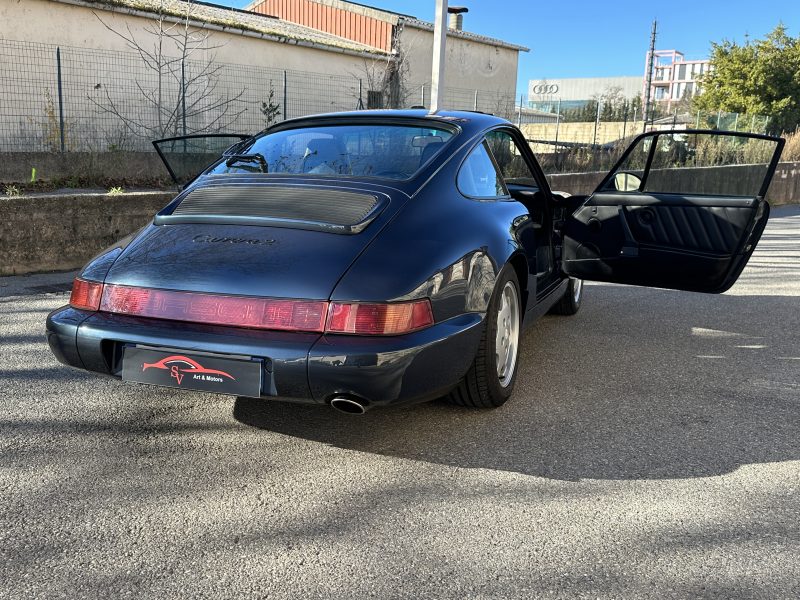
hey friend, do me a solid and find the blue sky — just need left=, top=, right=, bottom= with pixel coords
left=220, top=0, right=799, bottom=95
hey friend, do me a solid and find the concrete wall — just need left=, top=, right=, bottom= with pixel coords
left=0, top=152, right=170, bottom=185
left=3, top=163, right=796, bottom=276
left=548, top=162, right=800, bottom=205
left=522, top=121, right=641, bottom=148
left=0, top=191, right=174, bottom=275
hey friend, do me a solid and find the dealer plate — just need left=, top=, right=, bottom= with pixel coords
left=122, top=347, right=262, bottom=397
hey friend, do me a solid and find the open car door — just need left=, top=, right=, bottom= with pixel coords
left=562, top=130, right=785, bottom=293
left=153, top=134, right=251, bottom=188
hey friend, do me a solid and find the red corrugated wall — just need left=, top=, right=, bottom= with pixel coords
left=251, top=0, right=393, bottom=52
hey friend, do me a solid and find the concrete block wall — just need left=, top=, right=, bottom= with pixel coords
left=0, top=191, right=174, bottom=275
left=548, top=162, right=800, bottom=205
left=1, top=163, right=798, bottom=277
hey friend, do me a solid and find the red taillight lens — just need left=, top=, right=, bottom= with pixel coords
left=326, top=299, right=434, bottom=335
left=100, top=285, right=328, bottom=332
left=69, top=278, right=104, bottom=311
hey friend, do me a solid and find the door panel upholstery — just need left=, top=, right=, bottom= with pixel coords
left=626, top=203, right=754, bottom=255
left=563, top=192, right=766, bottom=293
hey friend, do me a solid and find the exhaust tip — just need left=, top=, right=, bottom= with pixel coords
left=330, top=396, right=367, bottom=415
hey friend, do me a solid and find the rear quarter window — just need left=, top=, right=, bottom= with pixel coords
left=457, top=142, right=507, bottom=198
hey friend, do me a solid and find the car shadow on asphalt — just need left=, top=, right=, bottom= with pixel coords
left=233, top=288, right=800, bottom=482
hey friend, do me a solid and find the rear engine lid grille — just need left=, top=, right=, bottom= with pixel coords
left=156, top=184, right=385, bottom=234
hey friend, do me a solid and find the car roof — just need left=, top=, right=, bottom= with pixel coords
left=272, top=109, right=512, bottom=137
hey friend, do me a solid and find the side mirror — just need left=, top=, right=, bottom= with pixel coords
left=613, top=171, right=642, bottom=192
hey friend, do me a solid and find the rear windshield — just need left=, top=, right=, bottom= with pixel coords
left=208, top=124, right=455, bottom=180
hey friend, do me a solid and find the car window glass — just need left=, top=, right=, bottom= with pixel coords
left=603, top=132, right=780, bottom=197
left=485, top=130, right=538, bottom=188
left=206, top=124, right=454, bottom=180
left=457, top=142, right=507, bottom=198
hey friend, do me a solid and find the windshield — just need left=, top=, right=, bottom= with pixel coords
left=207, top=124, right=455, bottom=180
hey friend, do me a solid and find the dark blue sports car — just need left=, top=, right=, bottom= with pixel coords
left=46, top=110, right=784, bottom=413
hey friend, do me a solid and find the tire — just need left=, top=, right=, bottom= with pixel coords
left=448, top=264, right=522, bottom=408
left=549, top=277, right=583, bottom=316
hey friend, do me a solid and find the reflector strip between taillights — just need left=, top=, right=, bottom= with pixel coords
left=100, top=285, right=329, bottom=332
left=69, top=279, right=434, bottom=335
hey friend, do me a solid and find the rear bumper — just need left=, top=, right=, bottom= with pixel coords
left=46, top=307, right=484, bottom=408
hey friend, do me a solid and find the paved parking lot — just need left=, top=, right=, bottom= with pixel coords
left=1, top=206, right=798, bottom=599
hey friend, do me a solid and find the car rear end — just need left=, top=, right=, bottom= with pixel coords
left=46, top=175, right=482, bottom=411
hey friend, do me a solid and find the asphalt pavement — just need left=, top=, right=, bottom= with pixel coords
left=1, top=206, right=798, bottom=599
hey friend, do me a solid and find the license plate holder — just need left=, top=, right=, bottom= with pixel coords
left=122, top=346, right=262, bottom=397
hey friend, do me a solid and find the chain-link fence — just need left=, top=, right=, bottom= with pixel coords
left=1, top=38, right=547, bottom=153
left=1, top=36, right=774, bottom=178
left=521, top=99, right=772, bottom=174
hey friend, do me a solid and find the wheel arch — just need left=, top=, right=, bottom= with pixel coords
left=506, top=252, right=530, bottom=314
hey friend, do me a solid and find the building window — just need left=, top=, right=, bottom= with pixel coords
left=677, top=64, right=687, bottom=80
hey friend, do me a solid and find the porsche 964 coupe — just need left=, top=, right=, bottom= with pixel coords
left=46, top=110, right=784, bottom=414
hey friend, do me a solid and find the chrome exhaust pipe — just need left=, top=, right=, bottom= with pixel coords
left=330, top=396, right=368, bottom=415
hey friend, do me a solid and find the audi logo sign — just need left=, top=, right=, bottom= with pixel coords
left=532, top=84, right=559, bottom=95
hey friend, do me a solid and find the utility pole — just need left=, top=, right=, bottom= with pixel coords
left=429, top=0, right=448, bottom=113
left=643, top=19, right=657, bottom=132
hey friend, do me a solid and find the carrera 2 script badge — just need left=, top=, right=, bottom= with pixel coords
left=193, top=234, right=275, bottom=246
left=122, top=347, right=262, bottom=397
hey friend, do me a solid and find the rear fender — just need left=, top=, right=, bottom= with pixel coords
left=331, top=185, right=528, bottom=322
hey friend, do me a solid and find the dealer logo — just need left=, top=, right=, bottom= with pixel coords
left=142, top=355, right=235, bottom=386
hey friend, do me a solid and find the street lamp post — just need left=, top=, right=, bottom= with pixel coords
left=429, top=0, right=448, bottom=113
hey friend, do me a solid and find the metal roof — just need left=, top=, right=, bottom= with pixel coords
left=53, top=0, right=391, bottom=56
left=244, top=0, right=529, bottom=52
left=399, top=17, right=529, bottom=53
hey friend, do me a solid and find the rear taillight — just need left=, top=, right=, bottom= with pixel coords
left=100, top=285, right=328, bottom=332
left=87, top=284, right=434, bottom=335
left=326, top=300, right=434, bottom=335
left=69, top=278, right=104, bottom=311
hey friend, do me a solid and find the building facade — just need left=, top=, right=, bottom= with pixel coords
left=527, top=76, right=643, bottom=112
left=0, top=0, right=528, bottom=151
left=528, top=48, right=711, bottom=117
left=247, top=0, right=529, bottom=106
left=645, top=49, right=711, bottom=109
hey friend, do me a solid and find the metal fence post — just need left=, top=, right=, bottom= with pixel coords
left=622, top=101, right=628, bottom=140
left=554, top=98, right=561, bottom=147
left=282, top=70, right=288, bottom=121
left=420, top=84, right=425, bottom=107
left=473, top=89, right=478, bottom=111
left=181, top=58, right=187, bottom=151
left=592, top=101, right=600, bottom=147
left=56, top=47, right=65, bottom=152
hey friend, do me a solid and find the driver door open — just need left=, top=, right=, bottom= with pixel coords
left=562, top=130, right=784, bottom=293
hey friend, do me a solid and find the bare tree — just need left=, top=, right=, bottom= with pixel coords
left=352, top=30, right=413, bottom=110
left=89, top=1, right=246, bottom=141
